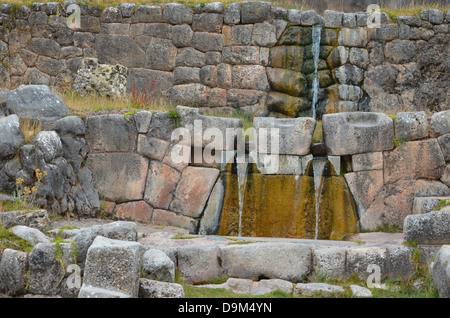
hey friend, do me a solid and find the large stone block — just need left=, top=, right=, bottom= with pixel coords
left=192, top=32, right=224, bottom=52
left=311, top=246, right=347, bottom=280
left=151, top=209, right=198, bottom=233
left=145, top=37, right=177, bottom=72
left=95, top=34, right=145, bottom=68
left=430, top=110, right=450, bottom=137
left=0, top=114, right=24, bottom=159
left=351, top=152, right=383, bottom=171
left=142, top=249, right=175, bottom=282
left=144, top=160, right=180, bottom=209
left=80, top=236, right=142, bottom=298
left=404, top=211, right=450, bottom=245
left=170, top=166, right=219, bottom=218
left=322, top=112, right=394, bottom=156
left=240, top=1, right=271, bottom=24
left=115, top=201, right=153, bottom=223
left=338, top=28, right=368, bottom=47
left=253, top=117, right=316, bottom=156
left=0, top=209, right=50, bottom=231
left=432, top=245, right=450, bottom=298
left=163, top=3, right=193, bottom=25
left=385, top=40, right=417, bottom=64
left=232, top=65, right=269, bottom=91
left=222, top=46, right=259, bottom=65
left=266, top=91, right=309, bottom=118
left=346, top=247, right=388, bottom=281
left=220, top=243, right=311, bottom=283
left=177, top=245, right=222, bottom=284
left=33, top=131, right=63, bottom=163
left=86, top=153, right=148, bottom=202
left=383, top=139, right=446, bottom=183
left=266, top=67, right=307, bottom=97
left=0, top=249, right=28, bottom=296
left=139, top=278, right=185, bottom=298
left=412, top=196, right=450, bottom=214
left=73, top=221, right=138, bottom=265
left=394, top=111, right=429, bottom=141
left=170, top=83, right=210, bottom=107
left=192, top=13, right=223, bottom=33
left=198, top=177, right=225, bottom=235
left=86, top=114, right=137, bottom=153
left=127, top=68, right=174, bottom=98
left=5, top=85, right=69, bottom=128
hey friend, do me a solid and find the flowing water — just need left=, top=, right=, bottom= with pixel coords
left=236, top=156, right=249, bottom=237
left=312, top=158, right=327, bottom=240
left=311, top=25, right=322, bottom=120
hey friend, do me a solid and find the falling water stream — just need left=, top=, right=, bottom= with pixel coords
left=311, top=25, right=322, bottom=120
left=236, top=156, right=249, bottom=237
left=312, top=158, right=327, bottom=240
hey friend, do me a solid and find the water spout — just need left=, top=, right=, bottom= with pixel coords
left=311, top=25, right=322, bottom=120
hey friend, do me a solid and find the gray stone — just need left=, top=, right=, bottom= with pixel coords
left=33, top=131, right=63, bottom=163
left=240, top=1, right=271, bottom=24
left=175, top=47, right=206, bottom=67
left=385, top=40, right=417, bottom=64
left=220, top=243, right=311, bottom=283
left=101, top=6, right=122, bottom=23
left=77, top=285, right=131, bottom=298
left=395, top=111, right=429, bottom=141
left=412, top=197, right=450, bottom=215
left=350, top=285, right=373, bottom=298
left=251, top=22, right=277, bottom=47
left=28, top=243, right=75, bottom=295
left=81, top=236, right=142, bottom=298
left=27, top=38, right=61, bottom=59
left=349, top=47, right=369, bottom=69
left=171, top=24, right=194, bottom=47
left=119, top=3, right=136, bottom=18
left=253, top=117, right=315, bottom=156
left=294, top=283, right=345, bottom=297
left=192, top=13, right=223, bottom=33
left=429, top=9, right=444, bottom=24
left=312, top=247, right=347, bottom=280
left=397, top=16, right=421, bottom=27
left=198, top=178, right=225, bottom=235
left=5, top=85, right=69, bottom=128
left=327, top=46, right=349, bottom=69
left=127, top=68, right=173, bottom=98
left=86, top=114, right=137, bottom=153
left=177, top=245, right=222, bottom=284
left=346, top=247, right=388, bottom=281
left=0, top=209, right=50, bottom=231
left=432, top=245, right=450, bottom=298
left=431, top=110, right=450, bottom=137
left=323, top=112, right=394, bottom=156
left=0, top=249, right=28, bottom=296
left=134, top=111, right=153, bottom=134
left=9, top=225, right=50, bottom=245
left=338, top=28, right=368, bottom=47
left=170, top=83, right=210, bottom=107
left=343, top=13, right=356, bottom=28
left=51, top=116, right=86, bottom=137
left=0, top=115, right=24, bottom=159
left=333, top=64, right=364, bottom=86
left=224, top=2, right=240, bottom=24
left=142, top=249, right=175, bottom=283
left=404, top=211, right=450, bottom=245
left=222, top=46, right=259, bottom=65
left=174, top=67, right=200, bottom=85
left=134, top=5, right=162, bottom=23
left=438, top=134, right=450, bottom=162
left=287, top=9, right=301, bottom=25
left=352, top=152, right=383, bottom=171
left=95, top=34, right=145, bottom=68
left=232, top=65, right=269, bottom=91
left=73, top=221, right=138, bottom=265
left=300, top=10, right=322, bottom=26
left=145, top=37, right=177, bottom=71
left=192, top=32, right=224, bottom=52
left=324, top=10, right=343, bottom=28
left=387, top=246, right=415, bottom=280
left=143, top=160, right=179, bottom=209
left=139, top=278, right=185, bottom=298
left=163, top=3, right=193, bottom=25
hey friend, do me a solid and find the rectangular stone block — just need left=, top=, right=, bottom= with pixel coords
left=323, top=112, right=394, bottom=156
left=352, top=152, right=383, bottom=171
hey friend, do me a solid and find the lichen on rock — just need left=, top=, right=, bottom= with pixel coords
left=72, top=58, right=128, bottom=98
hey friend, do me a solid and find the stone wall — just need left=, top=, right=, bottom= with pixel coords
left=1, top=84, right=449, bottom=234
left=0, top=2, right=448, bottom=118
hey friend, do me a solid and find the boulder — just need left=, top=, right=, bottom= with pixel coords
left=0, top=209, right=50, bottom=231
left=9, top=225, right=50, bottom=245
left=163, top=3, right=193, bottom=25
left=145, top=38, right=177, bottom=72
left=220, top=243, right=311, bottom=283
left=73, top=58, right=128, bottom=98
left=240, top=1, right=271, bottom=24
left=0, top=114, right=24, bottom=159
left=0, top=249, right=28, bottom=296
left=50, top=116, right=86, bottom=137
left=142, top=249, right=175, bottom=283
left=294, top=283, right=345, bottom=297
left=432, top=245, right=450, bottom=298
left=33, top=131, right=63, bottom=163
left=5, top=85, right=69, bottom=128
left=73, top=221, right=138, bottom=265
left=253, top=117, right=316, bottom=156
left=350, top=285, right=373, bottom=298
left=394, top=111, right=429, bottom=141
left=323, top=112, right=394, bottom=156
left=403, top=211, right=450, bottom=245
left=387, top=245, right=415, bottom=280
left=345, top=247, right=388, bottom=281
left=79, top=236, right=142, bottom=298
left=311, top=246, right=347, bottom=280
left=139, top=278, right=185, bottom=298
left=177, top=245, right=222, bottom=284
left=430, top=110, right=450, bottom=137
left=28, top=243, right=76, bottom=295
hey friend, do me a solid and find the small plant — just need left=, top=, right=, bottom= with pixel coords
left=433, top=199, right=450, bottom=211
left=10, top=169, right=47, bottom=211
left=165, top=108, right=182, bottom=128
left=393, top=138, right=405, bottom=148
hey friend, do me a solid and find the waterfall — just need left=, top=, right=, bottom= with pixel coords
left=236, top=156, right=249, bottom=237
left=311, top=25, right=322, bottom=120
left=312, top=158, right=327, bottom=240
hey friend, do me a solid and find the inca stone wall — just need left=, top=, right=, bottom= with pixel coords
left=0, top=2, right=448, bottom=118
